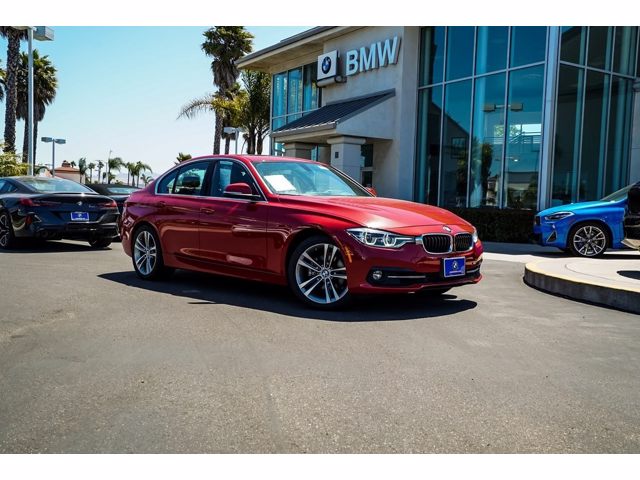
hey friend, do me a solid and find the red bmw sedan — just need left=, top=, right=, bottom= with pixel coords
left=121, top=155, right=483, bottom=309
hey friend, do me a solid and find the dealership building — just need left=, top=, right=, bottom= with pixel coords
left=238, top=26, right=640, bottom=210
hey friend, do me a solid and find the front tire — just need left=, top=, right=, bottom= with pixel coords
left=132, top=225, right=172, bottom=280
left=288, top=236, right=351, bottom=309
left=89, top=237, right=112, bottom=249
left=0, top=210, right=17, bottom=250
left=567, top=222, right=609, bottom=258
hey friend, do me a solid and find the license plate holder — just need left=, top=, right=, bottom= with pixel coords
left=71, top=212, right=89, bottom=222
left=442, top=257, right=465, bottom=278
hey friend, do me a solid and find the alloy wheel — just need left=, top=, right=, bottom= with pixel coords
left=572, top=225, right=607, bottom=257
left=134, top=230, right=157, bottom=275
left=295, top=243, right=348, bottom=305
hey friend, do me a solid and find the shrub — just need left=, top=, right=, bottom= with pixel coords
left=0, top=150, right=27, bottom=177
left=450, top=208, right=536, bottom=244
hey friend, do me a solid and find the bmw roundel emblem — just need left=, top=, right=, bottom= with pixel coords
left=442, top=225, right=452, bottom=232
left=321, top=56, right=332, bottom=74
left=77, top=201, right=83, bottom=206
left=452, top=260, right=459, bottom=269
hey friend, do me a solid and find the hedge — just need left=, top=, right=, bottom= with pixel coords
left=450, top=208, right=536, bottom=244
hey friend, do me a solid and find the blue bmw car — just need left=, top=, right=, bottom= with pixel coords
left=534, top=185, right=633, bottom=257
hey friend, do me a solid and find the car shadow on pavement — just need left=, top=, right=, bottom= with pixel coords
left=617, top=270, right=640, bottom=281
left=0, top=240, right=103, bottom=254
left=99, top=270, right=478, bottom=322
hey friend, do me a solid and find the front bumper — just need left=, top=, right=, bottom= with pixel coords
left=335, top=231, right=483, bottom=294
left=533, top=221, right=567, bottom=248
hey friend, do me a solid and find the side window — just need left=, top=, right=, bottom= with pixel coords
left=173, top=162, right=209, bottom=196
left=157, top=170, right=178, bottom=194
left=0, top=181, right=17, bottom=194
left=209, top=160, right=259, bottom=198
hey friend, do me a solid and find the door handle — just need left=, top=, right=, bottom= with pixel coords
left=200, top=207, right=215, bottom=215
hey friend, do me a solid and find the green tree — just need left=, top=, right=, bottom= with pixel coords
left=201, top=26, right=253, bottom=154
left=0, top=27, right=28, bottom=154
left=96, top=161, right=105, bottom=183
left=87, top=162, right=96, bottom=184
left=130, top=161, right=152, bottom=187
left=0, top=144, right=26, bottom=176
left=16, top=50, right=58, bottom=164
left=125, top=161, right=135, bottom=185
left=175, top=152, right=192, bottom=164
left=106, top=157, right=125, bottom=184
left=140, top=173, right=153, bottom=186
left=77, top=158, right=87, bottom=183
left=0, top=58, right=5, bottom=103
left=236, top=70, right=270, bottom=154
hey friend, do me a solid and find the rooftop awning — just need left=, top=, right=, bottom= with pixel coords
left=272, top=90, right=395, bottom=139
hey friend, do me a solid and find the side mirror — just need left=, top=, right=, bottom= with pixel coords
left=366, top=187, right=377, bottom=196
left=223, top=182, right=258, bottom=200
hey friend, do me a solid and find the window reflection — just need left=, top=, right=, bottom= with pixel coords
left=469, top=73, right=505, bottom=207
left=420, top=27, right=445, bottom=86
left=510, top=27, right=547, bottom=67
left=503, top=66, right=544, bottom=209
left=476, top=27, right=508, bottom=75
left=446, top=27, right=474, bottom=81
left=415, top=86, right=443, bottom=205
left=441, top=80, right=472, bottom=207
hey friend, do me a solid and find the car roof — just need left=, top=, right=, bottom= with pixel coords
left=187, top=155, right=318, bottom=165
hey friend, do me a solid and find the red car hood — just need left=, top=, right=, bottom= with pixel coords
left=280, top=196, right=471, bottom=230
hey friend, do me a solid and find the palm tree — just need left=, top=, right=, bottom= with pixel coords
left=0, top=59, right=5, bottom=103
left=140, top=174, right=153, bottom=186
left=16, top=50, right=58, bottom=164
left=201, top=27, right=253, bottom=154
left=237, top=70, right=270, bottom=154
left=77, top=158, right=87, bottom=183
left=1, top=27, right=28, bottom=154
left=87, top=162, right=96, bottom=184
left=132, top=161, right=152, bottom=187
left=96, top=161, right=105, bottom=183
left=70, top=160, right=77, bottom=168
left=107, top=157, right=125, bottom=184
left=125, top=162, right=135, bottom=185
left=175, top=152, right=192, bottom=164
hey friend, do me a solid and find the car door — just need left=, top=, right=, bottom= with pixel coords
left=153, top=160, right=212, bottom=263
left=197, top=159, right=269, bottom=272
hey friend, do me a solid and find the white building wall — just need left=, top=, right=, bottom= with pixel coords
left=319, top=26, right=420, bottom=200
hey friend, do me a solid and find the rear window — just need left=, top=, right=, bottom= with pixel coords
left=106, top=186, right=139, bottom=195
left=20, top=177, right=95, bottom=194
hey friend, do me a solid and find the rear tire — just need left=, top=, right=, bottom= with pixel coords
left=89, top=237, right=112, bottom=249
left=132, top=225, right=173, bottom=280
left=0, top=210, right=17, bottom=250
left=287, top=235, right=351, bottom=309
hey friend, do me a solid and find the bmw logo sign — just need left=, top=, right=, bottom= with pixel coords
left=442, top=225, right=452, bottom=232
left=77, top=201, right=83, bottom=206
left=321, top=56, right=332, bottom=74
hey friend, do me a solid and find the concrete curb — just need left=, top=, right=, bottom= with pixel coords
left=524, top=262, right=640, bottom=315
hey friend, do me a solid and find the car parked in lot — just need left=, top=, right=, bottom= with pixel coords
left=120, top=155, right=483, bottom=309
left=623, top=181, right=640, bottom=251
left=87, top=184, right=139, bottom=214
left=0, top=176, right=119, bottom=249
left=534, top=185, right=633, bottom=258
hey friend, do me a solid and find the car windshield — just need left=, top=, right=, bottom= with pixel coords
left=20, top=177, right=95, bottom=194
left=601, top=185, right=632, bottom=202
left=253, top=161, right=369, bottom=197
left=105, top=186, right=138, bottom=195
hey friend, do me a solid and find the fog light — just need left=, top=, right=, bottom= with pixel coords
left=372, top=270, right=383, bottom=281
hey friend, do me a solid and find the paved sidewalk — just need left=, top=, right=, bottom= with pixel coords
left=482, top=242, right=640, bottom=314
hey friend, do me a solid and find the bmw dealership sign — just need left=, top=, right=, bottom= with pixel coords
left=317, top=36, right=401, bottom=84
left=317, top=50, right=338, bottom=80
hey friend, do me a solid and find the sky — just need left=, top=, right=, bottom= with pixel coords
left=0, top=26, right=310, bottom=179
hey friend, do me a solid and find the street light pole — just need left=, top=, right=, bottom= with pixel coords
left=41, top=137, right=66, bottom=177
left=27, top=28, right=34, bottom=176
left=13, top=26, right=54, bottom=175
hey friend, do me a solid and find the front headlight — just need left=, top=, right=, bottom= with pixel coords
left=544, top=211, right=574, bottom=221
left=346, top=228, right=415, bottom=249
left=472, top=227, right=479, bottom=243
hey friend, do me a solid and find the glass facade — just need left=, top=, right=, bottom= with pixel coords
left=417, top=26, right=639, bottom=210
left=416, top=26, right=547, bottom=209
left=551, top=26, right=639, bottom=206
left=271, top=63, right=320, bottom=155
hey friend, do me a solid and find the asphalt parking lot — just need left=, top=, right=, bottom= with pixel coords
left=1, top=241, right=639, bottom=453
